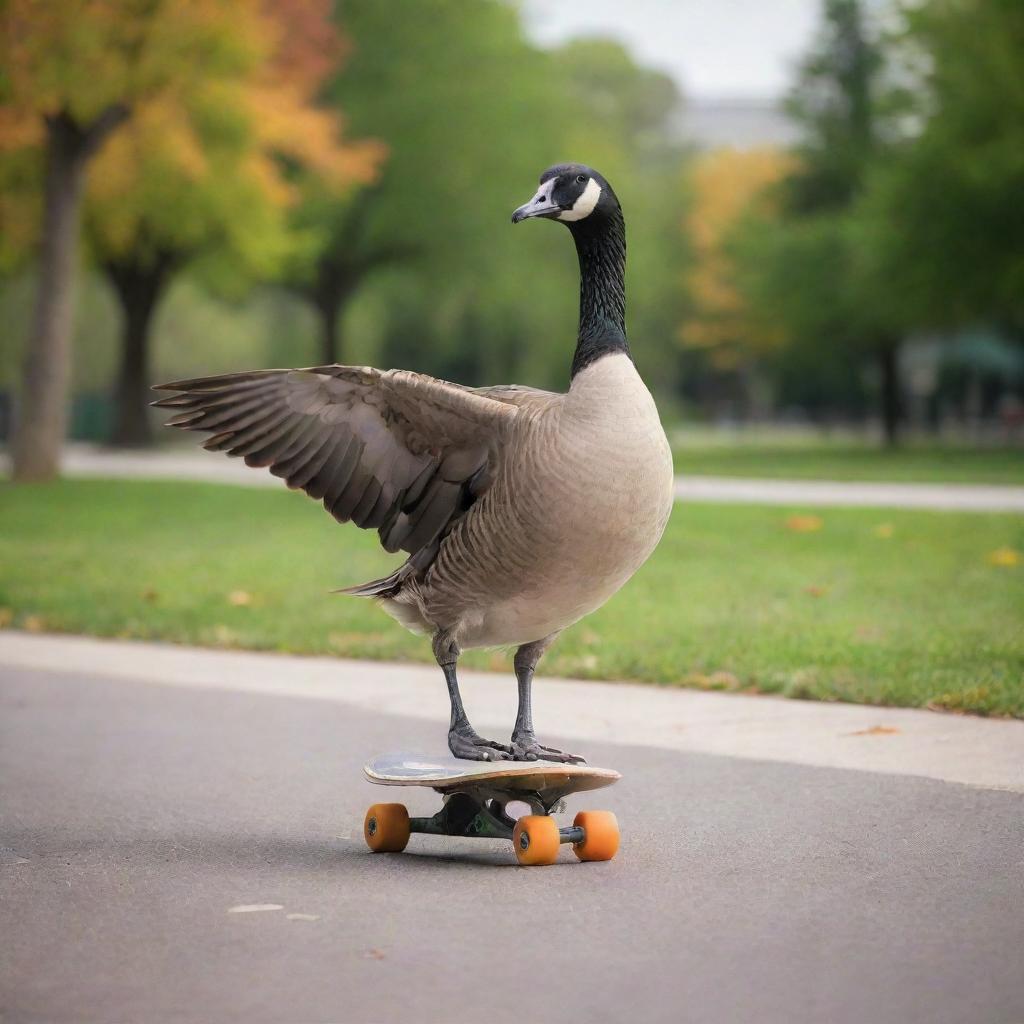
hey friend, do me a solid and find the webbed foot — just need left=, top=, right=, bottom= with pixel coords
left=510, top=730, right=586, bottom=764
left=448, top=724, right=512, bottom=762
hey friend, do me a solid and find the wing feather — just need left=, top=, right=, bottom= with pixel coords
left=153, top=364, right=520, bottom=589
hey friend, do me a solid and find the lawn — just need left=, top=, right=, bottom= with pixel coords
left=1, top=479, right=1021, bottom=716
left=671, top=437, right=1024, bottom=484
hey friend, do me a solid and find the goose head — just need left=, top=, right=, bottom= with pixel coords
left=511, top=164, right=619, bottom=226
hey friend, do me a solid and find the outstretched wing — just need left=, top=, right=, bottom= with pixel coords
left=152, top=365, right=518, bottom=577
left=471, top=382, right=560, bottom=409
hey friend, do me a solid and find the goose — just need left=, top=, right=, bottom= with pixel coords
left=153, top=163, right=675, bottom=763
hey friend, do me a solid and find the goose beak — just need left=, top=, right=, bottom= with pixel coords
left=511, top=191, right=561, bottom=224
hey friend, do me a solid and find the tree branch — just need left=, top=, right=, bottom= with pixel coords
left=81, top=103, right=131, bottom=158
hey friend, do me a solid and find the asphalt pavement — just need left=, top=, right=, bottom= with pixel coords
left=2, top=656, right=1023, bottom=1024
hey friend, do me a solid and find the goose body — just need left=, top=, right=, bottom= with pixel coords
left=156, top=163, right=673, bottom=762
left=388, top=353, right=673, bottom=648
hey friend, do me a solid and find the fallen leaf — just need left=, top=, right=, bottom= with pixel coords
left=141, top=588, right=159, bottom=603
left=785, top=514, right=823, bottom=533
left=873, top=523, right=894, bottom=539
left=328, top=631, right=391, bottom=651
left=929, top=686, right=991, bottom=713
left=22, top=614, right=46, bottom=633
left=986, top=547, right=1020, bottom=567
left=228, top=904, right=283, bottom=914
left=211, top=625, right=238, bottom=647
left=705, top=671, right=740, bottom=690
left=286, top=913, right=320, bottom=922
left=0, top=608, right=13, bottom=628
left=846, top=725, right=901, bottom=737
left=804, top=585, right=827, bottom=597
left=854, top=624, right=883, bottom=642
left=228, top=589, right=253, bottom=607
left=364, top=948, right=386, bottom=960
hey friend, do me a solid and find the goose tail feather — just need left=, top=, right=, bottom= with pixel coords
left=334, top=562, right=414, bottom=599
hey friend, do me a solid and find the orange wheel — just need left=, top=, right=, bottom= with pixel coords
left=512, top=815, right=560, bottom=866
left=364, top=803, right=410, bottom=853
left=572, top=810, right=619, bottom=862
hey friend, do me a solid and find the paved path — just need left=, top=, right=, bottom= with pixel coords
left=674, top=474, right=1024, bottom=512
left=4, top=633, right=1023, bottom=792
left=2, top=636, right=1023, bottom=1023
left=15, top=444, right=1024, bottom=511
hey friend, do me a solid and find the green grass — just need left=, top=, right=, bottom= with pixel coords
left=1, top=479, right=1022, bottom=716
left=671, top=439, right=1024, bottom=484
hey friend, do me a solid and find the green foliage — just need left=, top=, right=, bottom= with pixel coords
left=857, top=0, right=1024, bottom=329
left=783, top=0, right=884, bottom=212
left=284, top=1, right=689, bottom=391
left=726, top=0, right=898, bottom=422
left=1, top=479, right=1021, bottom=717
left=726, top=0, right=1024, bottom=428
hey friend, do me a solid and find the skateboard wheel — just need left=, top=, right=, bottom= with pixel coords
left=572, top=810, right=619, bottom=862
left=364, top=803, right=410, bottom=853
left=512, top=815, right=560, bottom=866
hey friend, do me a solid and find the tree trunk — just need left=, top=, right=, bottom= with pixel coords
left=878, top=341, right=902, bottom=448
left=318, top=296, right=341, bottom=366
left=11, top=106, right=129, bottom=481
left=106, top=254, right=174, bottom=447
left=314, top=261, right=360, bottom=366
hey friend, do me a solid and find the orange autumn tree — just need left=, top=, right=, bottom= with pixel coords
left=0, top=0, right=259, bottom=479
left=0, top=1, right=382, bottom=469
left=85, top=0, right=382, bottom=444
left=681, top=147, right=793, bottom=374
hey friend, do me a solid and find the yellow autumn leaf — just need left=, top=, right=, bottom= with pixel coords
left=228, top=590, right=253, bottom=607
left=211, top=625, right=238, bottom=647
left=873, top=524, right=894, bottom=539
left=986, top=547, right=1020, bottom=567
left=786, top=515, right=823, bottom=533
left=846, top=725, right=901, bottom=737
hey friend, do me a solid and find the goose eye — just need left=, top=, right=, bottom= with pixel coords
left=576, top=174, right=587, bottom=183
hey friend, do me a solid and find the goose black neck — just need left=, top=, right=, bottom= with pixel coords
left=569, top=208, right=629, bottom=380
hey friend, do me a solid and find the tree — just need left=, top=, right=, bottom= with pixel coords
left=1, top=1, right=263, bottom=477
left=553, top=37, right=692, bottom=396
left=858, top=0, right=1024, bottom=331
left=732, top=0, right=905, bottom=443
left=282, top=0, right=567, bottom=369
left=681, top=148, right=792, bottom=377
left=83, top=0, right=381, bottom=445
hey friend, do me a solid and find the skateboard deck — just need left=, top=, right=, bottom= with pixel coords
left=365, top=752, right=620, bottom=795
left=362, top=752, right=622, bottom=866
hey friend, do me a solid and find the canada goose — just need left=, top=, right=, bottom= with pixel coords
left=154, top=164, right=675, bottom=763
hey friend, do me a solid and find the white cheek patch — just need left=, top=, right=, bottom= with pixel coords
left=558, top=178, right=602, bottom=221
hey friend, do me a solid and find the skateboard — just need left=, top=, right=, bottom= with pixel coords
left=362, top=752, right=621, bottom=866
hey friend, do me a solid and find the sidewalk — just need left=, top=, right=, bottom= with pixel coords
left=10, top=444, right=1023, bottom=511
left=3, top=631, right=1022, bottom=792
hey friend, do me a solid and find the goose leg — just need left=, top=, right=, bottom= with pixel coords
left=433, top=632, right=512, bottom=762
left=510, top=636, right=586, bottom=764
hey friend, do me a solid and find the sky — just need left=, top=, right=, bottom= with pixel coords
left=521, top=0, right=822, bottom=101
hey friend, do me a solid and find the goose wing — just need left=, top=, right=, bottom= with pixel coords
left=152, top=365, right=518, bottom=571
left=471, top=383, right=560, bottom=409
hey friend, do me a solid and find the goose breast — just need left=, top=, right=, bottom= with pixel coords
left=404, top=354, right=674, bottom=648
